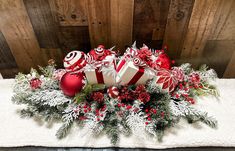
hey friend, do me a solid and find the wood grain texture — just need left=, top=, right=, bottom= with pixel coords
left=180, top=0, right=221, bottom=59
left=58, top=26, right=91, bottom=53
left=0, top=31, right=17, bottom=69
left=110, top=0, right=134, bottom=53
left=223, top=50, right=235, bottom=78
left=163, top=0, right=194, bottom=59
left=209, top=0, right=235, bottom=41
left=133, top=0, right=171, bottom=49
left=0, top=67, right=18, bottom=78
left=203, top=40, right=235, bottom=78
left=41, top=48, right=64, bottom=68
left=0, top=0, right=46, bottom=73
left=23, top=0, right=60, bottom=48
left=86, top=0, right=111, bottom=48
left=49, top=0, right=88, bottom=26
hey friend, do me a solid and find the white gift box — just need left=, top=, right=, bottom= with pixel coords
left=84, top=65, right=116, bottom=86
left=116, top=59, right=155, bottom=85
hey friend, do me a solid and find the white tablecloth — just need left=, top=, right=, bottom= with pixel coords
left=0, top=79, right=235, bottom=149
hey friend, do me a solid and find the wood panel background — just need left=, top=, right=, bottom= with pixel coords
left=0, top=0, right=234, bottom=78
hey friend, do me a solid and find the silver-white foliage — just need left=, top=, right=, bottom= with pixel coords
left=126, top=112, right=156, bottom=138
left=179, top=63, right=192, bottom=74
left=84, top=113, right=104, bottom=134
left=40, top=77, right=60, bottom=90
left=170, top=99, right=212, bottom=119
left=28, top=89, right=72, bottom=107
left=13, top=74, right=31, bottom=94
left=199, top=69, right=218, bottom=81
left=169, top=100, right=186, bottom=117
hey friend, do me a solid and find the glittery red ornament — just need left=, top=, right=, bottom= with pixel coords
left=155, top=53, right=171, bottom=69
left=30, top=78, right=42, bottom=89
left=138, top=92, right=150, bottom=104
left=91, top=92, right=104, bottom=103
left=60, top=72, right=85, bottom=97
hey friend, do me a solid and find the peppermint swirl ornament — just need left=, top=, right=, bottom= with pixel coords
left=125, top=47, right=138, bottom=57
left=133, top=57, right=147, bottom=67
left=95, top=45, right=105, bottom=56
left=107, top=86, right=119, bottom=98
left=63, top=51, right=86, bottom=71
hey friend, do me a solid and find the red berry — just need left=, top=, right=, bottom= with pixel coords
left=126, top=105, right=132, bottom=110
left=145, top=122, right=148, bottom=125
left=88, top=108, right=91, bottom=111
left=122, top=103, right=125, bottom=107
left=84, top=109, right=87, bottom=113
left=117, top=103, right=121, bottom=107
left=152, top=109, right=157, bottom=114
left=100, top=114, right=103, bottom=117
left=161, top=112, right=165, bottom=118
left=175, top=94, right=180, bottom=99
left=97, top=118, right=100, bottom=121
left=179, top=83, right=183, bottom=89
left=83, top=105, right=87, bottom=108
left=145, top=109, right=149, bottom=113
left=147, top=117, right=151, bottom=121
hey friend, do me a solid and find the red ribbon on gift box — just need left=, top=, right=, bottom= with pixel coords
left=116, top=57, right=146, bottom=85
left=128, top=67, right=145, bottom=85
left=95, top=68, right=104, bottom=84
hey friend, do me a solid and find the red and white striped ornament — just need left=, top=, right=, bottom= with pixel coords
left=95, top=45, right=105, bottom=56
left=133, top=57, right=147, bottom=67
left=125, top=47, right=138, bottom=58
left=63, top=51, right=86, bottom=71
left=107, top=86, right=119, bottom=98
left=85, top=53, right=94, bottom=64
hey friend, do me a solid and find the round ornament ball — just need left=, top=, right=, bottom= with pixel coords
left=155, top=53, right=171, bottom=69
left=60, top=72, right=86, bottom=97
left=30, top=78, right=42, bottom=89
left=63, top=51, right=86, bottom=71
left=107, top=86, right=119, bottom=98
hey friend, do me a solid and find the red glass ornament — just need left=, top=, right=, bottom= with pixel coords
left=155, top=53, right=171, bottom=69
left=60, top=72, right=85, bottom=97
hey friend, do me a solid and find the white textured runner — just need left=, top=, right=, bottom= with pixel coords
left=0, top=79, right=235, bottom=149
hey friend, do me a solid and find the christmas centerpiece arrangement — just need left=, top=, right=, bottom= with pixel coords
left=12, top=42, right=219, bottom=144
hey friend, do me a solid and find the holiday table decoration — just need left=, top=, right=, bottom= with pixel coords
left=82, top=45, right=117, bottom=86
left=12, top=43, right=219, bottom=145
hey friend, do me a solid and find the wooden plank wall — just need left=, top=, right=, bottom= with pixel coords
left=0, top=0, right=234, bottom=78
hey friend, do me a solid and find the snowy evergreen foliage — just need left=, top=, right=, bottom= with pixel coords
left=11, top=62, right=219, bottom=145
